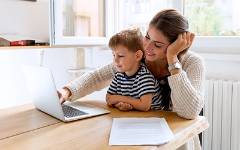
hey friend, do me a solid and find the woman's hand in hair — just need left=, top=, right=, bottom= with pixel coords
left=166, top=32, right=195, bottom=60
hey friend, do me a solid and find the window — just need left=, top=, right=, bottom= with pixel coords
left=51, top=0, right=240, bottom=52
left=116, top=0, right=240, bottom=53
left=117, top=0, right=240, bottom=37
left=184, top=0, right=240, bottom=53
left=185, top=0, right=240, bottom=36
left=62, top=0, right=105, bottom=37
left=51, top=0, right=114, bottom=46
left=116, top=0, right=181, bottom=34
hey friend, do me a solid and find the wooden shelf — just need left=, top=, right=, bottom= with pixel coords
left=0, top=45, right=51, bottom=50
left=0, top=45, right=107, bottom=50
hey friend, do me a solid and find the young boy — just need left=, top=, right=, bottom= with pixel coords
left=106, top=28, right=161, bottom=111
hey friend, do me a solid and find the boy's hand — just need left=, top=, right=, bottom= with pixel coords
left=106, top=94, right=133, bottom=111
left=106, top=98, right=118, bottom=105
left=115, top=102, right=133, bottom=111
left=106, top=94, right=119, bottom=105
left=58, top=87, right=71, bottom=104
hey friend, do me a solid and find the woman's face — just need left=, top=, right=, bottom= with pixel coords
left=143, top=26, right=170, bottom=62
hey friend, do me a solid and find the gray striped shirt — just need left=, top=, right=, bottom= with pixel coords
left=107, top=63, right=163, bottom=110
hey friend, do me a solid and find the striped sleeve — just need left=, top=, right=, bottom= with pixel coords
left=107, top=75, right=118, bottom=95
left=137, top=74, right=156, bottom=97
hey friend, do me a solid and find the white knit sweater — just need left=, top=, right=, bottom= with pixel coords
left=65, top=51, right=205, bottom=150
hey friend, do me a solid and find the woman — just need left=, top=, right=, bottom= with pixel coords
left=59, top=9, right=205, bottom=150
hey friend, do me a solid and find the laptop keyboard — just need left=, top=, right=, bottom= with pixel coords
left=62, top=104, right=88, bottom=118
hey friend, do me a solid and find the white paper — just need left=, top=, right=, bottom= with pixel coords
left=109, top=117, right=174, bottom=145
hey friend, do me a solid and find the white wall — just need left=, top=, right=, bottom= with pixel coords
left=0, top=0, right=49, bottom=42
left=0, top=0, right=78, bottom=109
left=1, top=47, right=239, bottom=109
left=0, top=47, right=113, bottom=109
left=0, top=48, right=76, bottom=109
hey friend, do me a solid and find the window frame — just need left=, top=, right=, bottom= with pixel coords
left=115, top=0, right=240, bottom=54
left=181, top=1, right=240, bottom=54
left=50, top=0, right=115, bottom=46
left=191, top=36, right=240, bottom=54
left=49, top=0, right=240, bottom=52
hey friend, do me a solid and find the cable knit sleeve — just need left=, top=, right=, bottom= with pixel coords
left=65, top=63, right=115, bottom=101
left=168, top=52, right=205, bottom=119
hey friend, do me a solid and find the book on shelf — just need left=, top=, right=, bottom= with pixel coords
left=9, top=40, right=35, bottom=46
left=0, top=34, right=48, bottom=47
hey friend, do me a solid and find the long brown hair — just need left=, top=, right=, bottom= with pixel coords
left=150, top=9, right=189, bottom=57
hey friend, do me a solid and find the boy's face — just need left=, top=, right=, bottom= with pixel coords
left=112, top=45, right=140, bottom=73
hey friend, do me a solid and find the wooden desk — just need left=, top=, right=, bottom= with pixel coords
left=0, top=104, right=60, bottom=140
left=0, top=100, right=209, bottom=150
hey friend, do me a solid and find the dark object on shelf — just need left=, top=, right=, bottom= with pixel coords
left=21, top=0, right=37, bottom=2
left=35, top=42, right=49, bottom=46
left=0, top=35, right=36, bottom=46
left=10, top=40, right=35, bottom=46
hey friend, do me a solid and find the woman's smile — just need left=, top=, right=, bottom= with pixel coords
left=145, top=51, right=155, bottom=56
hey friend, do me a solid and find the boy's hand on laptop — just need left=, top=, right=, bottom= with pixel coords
left=58, top=87, right=72, bottom=104
left=115, top=102, right=133, bottom=111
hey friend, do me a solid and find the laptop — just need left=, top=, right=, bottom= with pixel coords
left=23, top=66, right=110, bottom=122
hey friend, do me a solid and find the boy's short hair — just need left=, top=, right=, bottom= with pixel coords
left=108, top=28, right=144, bottom=53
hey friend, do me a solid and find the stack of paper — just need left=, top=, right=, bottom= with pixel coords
left=109, top=117, right=174, bottom=145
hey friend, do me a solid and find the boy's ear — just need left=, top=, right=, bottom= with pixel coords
left=135, top=50, right=143, bottom=61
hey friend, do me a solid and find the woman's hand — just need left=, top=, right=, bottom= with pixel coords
left=115, top=102, right=133, bottom=111
left=57, top=87, right=72, bottom=104
left=167, top=32, right=195, bottom=59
